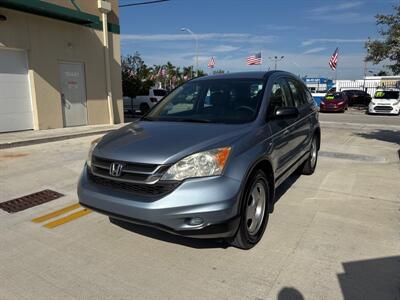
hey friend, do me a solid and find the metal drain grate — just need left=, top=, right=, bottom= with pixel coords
left=0, top=190, right=64, bottom=213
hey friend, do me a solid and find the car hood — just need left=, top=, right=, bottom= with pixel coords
left=94, top=121, right=253, bottom=165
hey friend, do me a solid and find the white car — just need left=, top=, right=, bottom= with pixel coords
left=368, top=89, right=400, bottom=115
left=124, top=88, right=167, bottom=114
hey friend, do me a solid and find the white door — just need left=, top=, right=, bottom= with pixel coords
left=0, top=48, right=34, bottom=133
left=59, top=62, right=87, bottom=127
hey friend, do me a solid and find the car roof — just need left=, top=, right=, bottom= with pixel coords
left=191, top=71, right=296, bottom=82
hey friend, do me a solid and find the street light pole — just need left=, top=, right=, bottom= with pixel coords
left=181, top=27, right=198, bottom=77
left=268, top=55, right=284, bottom=70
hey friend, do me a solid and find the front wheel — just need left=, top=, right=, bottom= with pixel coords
left=301, top=135, right=318, bottom=175
left=231, top=170, right=270, bottom=250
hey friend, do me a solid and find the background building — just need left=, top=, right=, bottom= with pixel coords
left=336, top=76, right=400, bottom=96
left=0, top=0, right=123, bottom=133
left=302, top=77, right=334, bottom=93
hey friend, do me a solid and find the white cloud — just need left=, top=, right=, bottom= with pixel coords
left=211, top=45, right=240, bottom=53
left=303, top=47, right=326, bottom=55
left=121, top=33, right=276, bottom=44
left=309, top=12, right=374, bottom=23
left=301, top=38, right=367, bottom=47
left=311, top=1, right=363, bottom=13
left=308, top=2, right=374, bottom=24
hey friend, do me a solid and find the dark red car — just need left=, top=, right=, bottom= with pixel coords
left=320, top=92, right=348, bottom=112
left=342, top=90, right=371, bottom=106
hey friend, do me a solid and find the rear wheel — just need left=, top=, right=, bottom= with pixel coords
left=231, top=170, right=270, bottom=250
left=301, top=135, right=318, bottom=175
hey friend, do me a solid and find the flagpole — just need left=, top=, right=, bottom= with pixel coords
left=335, top=68, right=337, bottom=84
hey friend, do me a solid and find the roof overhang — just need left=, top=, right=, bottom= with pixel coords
left=0, top=0, right=100, bottom=25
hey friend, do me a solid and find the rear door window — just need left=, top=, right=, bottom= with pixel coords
left=287, top=78, right=308, bottom=107
left=268, top=79, right=293, bottom=114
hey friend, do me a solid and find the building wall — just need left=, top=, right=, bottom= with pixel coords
left=44, top=0, right=120, bottom=24
left=0, top=4, right=123, bottom=130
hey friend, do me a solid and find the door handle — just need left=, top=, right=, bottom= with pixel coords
left=283, top=129, right=290, bottom=135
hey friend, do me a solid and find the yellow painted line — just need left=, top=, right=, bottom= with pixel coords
left=43, top=209, right=92, bottom=229
left=31, top=203, right=81, bottom=223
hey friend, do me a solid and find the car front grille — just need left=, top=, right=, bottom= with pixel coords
left=88, top=155, right=178, bottom=196
left=374, top=106, right=393, bottom=111
left=91, top=155, right=169, bottom=184
left=88, top=171, right=179, bottom=196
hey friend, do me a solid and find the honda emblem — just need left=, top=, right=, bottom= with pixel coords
left=109, top=162, right=124, bottom=177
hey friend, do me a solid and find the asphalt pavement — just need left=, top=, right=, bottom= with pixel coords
left=0, top=115, right=399, bottom=299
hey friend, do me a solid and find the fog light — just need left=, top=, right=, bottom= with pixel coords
left=187, top=217, right=203, bottom=226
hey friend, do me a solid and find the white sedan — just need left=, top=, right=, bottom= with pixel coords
left=368, top=89, right=400, bottom=115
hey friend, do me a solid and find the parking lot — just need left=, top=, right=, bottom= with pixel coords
left=0, top=114, right=399, bottom=300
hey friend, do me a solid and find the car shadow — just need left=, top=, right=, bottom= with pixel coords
left=278, top=287, right=304, bottom=300
left=109, top=217, right=229, bottom=249
left=110, top=173, right=301, bottom=249
left=274, top=173, right=301, bottom=204
left=354, top=129, right=400, bottom=146
left=337, top=256, right=400, bottom=300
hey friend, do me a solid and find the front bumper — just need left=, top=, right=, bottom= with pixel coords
left=320, top=105, right=345, bottom=112
left=368, top=105, right=399, bottom=115
left=78, top=166, right=242, bottom=238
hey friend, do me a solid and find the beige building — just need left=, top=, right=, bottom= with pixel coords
left=0, top=0, right=123, bottom=133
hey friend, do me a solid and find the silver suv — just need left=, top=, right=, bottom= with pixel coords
left=78, top=71, right=320, bottom=249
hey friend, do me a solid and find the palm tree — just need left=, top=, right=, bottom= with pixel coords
left=183, top=66, right=193, bottom=80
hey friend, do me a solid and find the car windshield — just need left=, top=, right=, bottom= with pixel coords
left=325, top=93, right=342, bottom=100
left=144, top=79, right=265, bottom=124
left=153, top=89, right=167, bottom=97
left=374, top=91, right=399, bottom=99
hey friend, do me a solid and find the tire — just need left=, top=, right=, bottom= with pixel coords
left=140, top=103, right=150, bottom=115
left=301, top=135, right=318, bottom=175
left=231, top=169, right=270, bottom=250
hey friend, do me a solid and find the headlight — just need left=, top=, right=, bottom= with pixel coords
left=87, top=137, right=101, bottom=168
left=370, top=101, right=376, bottom=105
left=393, top=100, right=400, bottom=105
left=161, top=147, right=231, bottom=181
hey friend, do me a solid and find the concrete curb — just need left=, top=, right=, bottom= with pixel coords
left=0, top=129, right=116, bottom=149
left=320, top=121, right=400, bottom=130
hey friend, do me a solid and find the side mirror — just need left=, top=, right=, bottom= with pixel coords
left=274, top=107, right=299, bottom=119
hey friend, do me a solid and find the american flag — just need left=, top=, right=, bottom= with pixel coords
left=329, top=48, right=339, bottom=70
left=208, top=57, right=216, bottom=68
left=157, top=66, right=166, bottom=77
left=247, top=52, right=262, bottom=65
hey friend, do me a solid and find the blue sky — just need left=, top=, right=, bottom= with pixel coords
left=119, top=0, right=398, bottom=79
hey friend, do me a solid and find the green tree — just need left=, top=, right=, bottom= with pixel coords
left=121, top=52, right=154, bottom=97
left=196, top=69, right=206, bottom=77
left=183, top=66, right=194, bottom=79
left=377, top=70, right=388, bottom=76
left=366, top=6, right=400, bottom=74
left=213, top=69, right=225, bottom=74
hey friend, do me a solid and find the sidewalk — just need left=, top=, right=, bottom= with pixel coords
left=0, top=123, right=126, bottom=149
